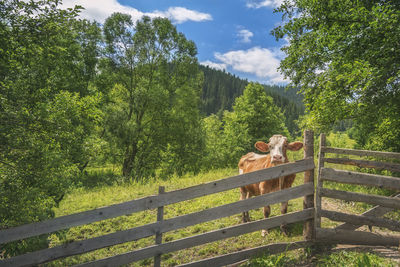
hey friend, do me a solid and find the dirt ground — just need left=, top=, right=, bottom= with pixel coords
left=319, top=197, right=400, bottom=265
left=231, top=197, right=400, bottom=267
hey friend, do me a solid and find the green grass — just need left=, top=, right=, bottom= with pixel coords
left=43, top=136, right=400, bottom=266
left=47, top=159, right=308, bottom=266
left=316, top=250, right=397, bottom=267
left=245, top=249, right=397, bottom=267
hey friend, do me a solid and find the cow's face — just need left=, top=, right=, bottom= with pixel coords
left=255, top=135, right=303, bottom=165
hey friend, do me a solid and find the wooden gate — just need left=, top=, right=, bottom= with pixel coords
left=315, top=133, right=400, bottom=246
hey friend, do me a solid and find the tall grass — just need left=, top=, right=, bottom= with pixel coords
left=48, top=165, right=308, bottom=266
left=44, top=134, right=398, bottom=266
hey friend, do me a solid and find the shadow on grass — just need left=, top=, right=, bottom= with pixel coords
left=76, top=169, right=125, bottom=189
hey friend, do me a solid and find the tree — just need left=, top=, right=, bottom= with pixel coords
left=101, top=14, right=203, bottom=180
left=0, top=0, right=102, bottom=256
left=202, top=83, right=289, bottom=168
left=229, top=82, right=289, bottom=146
left=273, top=0, right=400, bottom=151
left=202, top=115, right=227, bottom=168
left=199, top=65, right=304, bottom=137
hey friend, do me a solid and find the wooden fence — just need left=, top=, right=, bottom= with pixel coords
left=315, top=133, right=400, bottom=247
left=0, top=131, right=315, bottom=267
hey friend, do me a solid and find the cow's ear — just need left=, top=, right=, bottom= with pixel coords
left=287, top=141, right=303, bottom=151
left=255, top=141, right=269, bottom=152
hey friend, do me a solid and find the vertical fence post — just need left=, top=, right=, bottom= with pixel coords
left=154, top=186, right=165, bottom=267
left=303, top=130, right=315, bottom=241
left=315, top=133, right=326, bottom=230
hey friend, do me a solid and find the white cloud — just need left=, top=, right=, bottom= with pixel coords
left=200, top=60, right=227, bottom=71
left=213, top=47, right=287, bottom=84
left=246, top=0, right=284, bottom=9
left=154, top=7, right=212, bottom=24
left=61, top=0, right=212, bottom=24
left=61, top=0, right=143, bottom=23
left=237, top=29, right=254, bottom=43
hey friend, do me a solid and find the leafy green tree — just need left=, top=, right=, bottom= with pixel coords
left=0, top=0, right=102, bottom=255
left=202, top=83, right=289, bottom=168
left=228, top=82, right=289, bottom=149
left=202, top=113, right=250, bottom=169
left=273, top=0, right=400, bottom=151
left=199, top=65, right=304, bottom=137
left=221, top=110, right=252, bottom=167
left=202, top=115, right=226, bottom=168
left=101, top=14, right=203, bottom=180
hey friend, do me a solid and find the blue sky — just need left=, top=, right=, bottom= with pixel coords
left=62, top=0, right=287, bottom=84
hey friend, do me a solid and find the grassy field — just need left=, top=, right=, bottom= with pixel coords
left=244, top=248, right=397, bottom=267
left=44, top=133, right=399, bottom=266
left=49, top=167, right=307, bottom=266
left=47, top=149, right=308, bottom=266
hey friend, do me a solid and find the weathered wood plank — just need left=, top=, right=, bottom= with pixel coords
left=76, top=209, right=314, bottom=267
left=0, top=158, right=314, bottom=245
left=315, top=134, right=326, bottom=230
left=320, top=188, right=400, bottom=209
left=315, top=228, right=400, bottom=246
left=321, top=147, right=400, bottom=160
left=303, top=130, right=315, bottom=241
left=321, top=168, right=400, bottom=190
left=321, top=210, right=400, bottom=232
left=323, top=158, right=400, bottom=173
left=154, top=186, right=164, bottom=267
left=0, top=184, right=314, bottom=267
left=177, top=241, right=312, bottom=267
left=336, top=192, right=400, bottom=231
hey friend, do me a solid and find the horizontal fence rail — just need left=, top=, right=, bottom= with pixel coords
left=177, top=241, right=312, bottom=267
left=1, top=183, right=314, bottom=267
left=321, top=147, right=400, bottom=160
left=323, top=158, right=400, bottom=173
left=320, top=188, right=400, bottom=210
left=320, top=210, right=400, bottom=232
left=77, top=209, right=314, bottom=267
left=316, top=228, right=400, bottom=246
left=0, top=157, right=314, bottom=245
left=321, top=168, right=400, bottom=190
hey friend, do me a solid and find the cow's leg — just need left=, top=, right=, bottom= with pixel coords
left=260, top=184, right=271, bottom=236
left=242, top=210, right=250, bottom=223
left=280, top=201, right=289, bottom=236
left=279, top=176, right=293, bottom=236
left=261, top=205, right=271, bottom=237
left=244, top=192, right=252, bottom=222
left=281, top=201, right=288, bottom=214
left=240, top=188, right=250, bottom=223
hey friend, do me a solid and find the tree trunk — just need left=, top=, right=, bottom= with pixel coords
left=122, top=141, right=138, bottom=177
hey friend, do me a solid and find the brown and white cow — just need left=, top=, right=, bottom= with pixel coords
left=238, top=134, right=303, bottom=236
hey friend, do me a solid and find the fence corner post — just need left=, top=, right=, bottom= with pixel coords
left=315, top=133, right=326, bottom=230
left=303, top=130, right=315, bottom=242
left=154, top=186, right=165, bottom=267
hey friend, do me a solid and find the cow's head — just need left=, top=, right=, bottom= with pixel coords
left=254, top=135, right=303, bottom=165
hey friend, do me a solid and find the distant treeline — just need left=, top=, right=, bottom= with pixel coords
left=200, top=65, right=304, bottom=136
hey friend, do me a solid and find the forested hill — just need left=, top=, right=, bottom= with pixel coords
left=199, top=65, right=305, bottom=136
